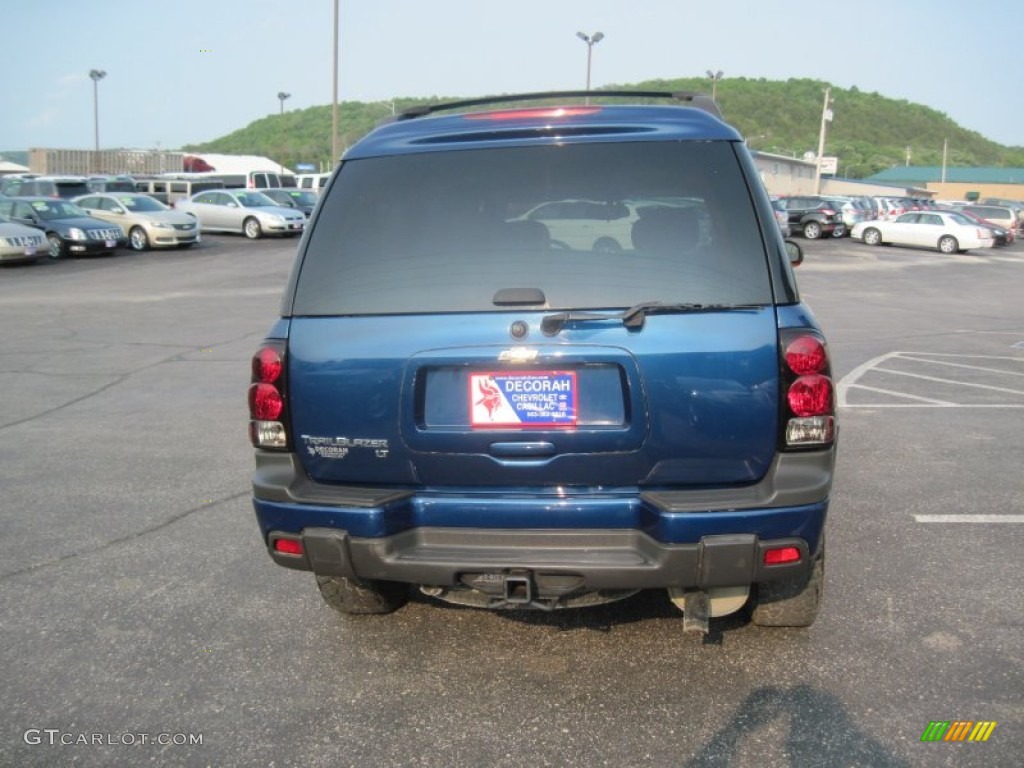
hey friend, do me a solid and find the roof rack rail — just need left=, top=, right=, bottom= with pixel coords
left=395, top=90, right=722, bottom=121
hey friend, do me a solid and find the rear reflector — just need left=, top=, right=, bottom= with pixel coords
left=764, top=547, right=801, bottom=565
left=273, top=538, right=303, bottom=556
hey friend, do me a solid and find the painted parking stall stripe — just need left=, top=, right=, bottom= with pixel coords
left=914, top=515, right=1024, bottom=524
left=839, top=350, right=1024, bottom=408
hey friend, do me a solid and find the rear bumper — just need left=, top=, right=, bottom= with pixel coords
left=267, top=526, right=819, bottom=591
left=252, top=450, right=832, bottom=589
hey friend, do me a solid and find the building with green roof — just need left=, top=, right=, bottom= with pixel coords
left=865, top=167, right=1024, bottom=202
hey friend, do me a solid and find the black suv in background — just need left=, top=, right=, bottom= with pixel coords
left=780, top=196, right=845, bottom=239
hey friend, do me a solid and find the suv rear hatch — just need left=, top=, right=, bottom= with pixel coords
left=285, top=124, right=782, bottom=491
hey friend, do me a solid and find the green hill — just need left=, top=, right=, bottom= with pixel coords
left=184, top=77, right=1024, bottom=177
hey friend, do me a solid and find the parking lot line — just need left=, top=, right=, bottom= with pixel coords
left=844, top=384, right=953, bottom=405
left=914, top=515, right=1024, bottom=524
left=872, top=367, right=1024, bottom=396
left=839, top=350, right=1024, bottom=408
left=895, top=355, right=1024, bottom=377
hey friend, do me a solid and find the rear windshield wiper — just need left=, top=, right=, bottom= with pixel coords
left=541, top=301, right=762, bottom=335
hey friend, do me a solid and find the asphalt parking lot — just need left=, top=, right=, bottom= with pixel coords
left=1, top=233, right=1021, bottom=767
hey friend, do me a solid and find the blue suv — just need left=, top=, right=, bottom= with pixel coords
left=249, top=92, right=837, bottom=630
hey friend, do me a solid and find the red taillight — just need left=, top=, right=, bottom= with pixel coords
left=788, top=375, right=833, bottom=417
left=465, top=106, right=601, bottom=121
left=273, top=538, right=303, bottom=556
left=785, top=336, right=827, bottom=375
left=781, top=331, right=835, bottom=448
left=249, top=382, right=283, bottom=420
left=764, top=546, right=801, bottom=565
left=249, top=342, right=288, bottom=449
left=253, top=347, right=283, bottom=383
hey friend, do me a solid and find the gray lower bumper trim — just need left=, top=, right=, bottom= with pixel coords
left=270, top=527, right=811, bottom=591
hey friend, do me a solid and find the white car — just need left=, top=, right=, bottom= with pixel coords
left=851, top=211, right=994, bottom=254
left=175, top=189, right=305, bottom=239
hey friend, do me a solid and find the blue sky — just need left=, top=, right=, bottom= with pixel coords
left=4, top=0, right=1023, bottom=153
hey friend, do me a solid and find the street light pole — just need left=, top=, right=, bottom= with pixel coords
left=814, top=87, right=833, bottom=195
left=332, top=0, right=339, bottom=168
left=277, top=92, right=291, bottom=174
left=89, top=69, right=106, bottom=174
left=706, top=70, right=724, bottom=101
left=576, top=31, right=604, bottom=104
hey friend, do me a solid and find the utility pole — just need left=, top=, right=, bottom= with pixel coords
left=813, top=87, right=832, bottom=195
left=331, top=0, right=339, bottom=167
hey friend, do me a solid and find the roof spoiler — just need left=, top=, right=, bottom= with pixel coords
left=391, top=90, right=722, bottom=122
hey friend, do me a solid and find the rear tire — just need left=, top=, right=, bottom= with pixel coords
left=938, top=235, right=959, bottom=254
left=830, top=224, right=846, bottom=238
left=802, top=221, right=822, bottom=240
left=316, top=575, right=409, bottom=615
left=593, top=236, right=622, bottom=253
left=751, top=541, right=824, bottom=627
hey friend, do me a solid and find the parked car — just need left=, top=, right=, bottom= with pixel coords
left=944, top=208, right=1013, bottom=246
left=134, top=177, right=225, bottom=206
left=249, top=91, right=836, bottom=630
left=770, top=197, right=791, bottom=237
left=0, top=197, right=126, bottom=258
left=295, top=172, right=331, bottom=195
left=86, top=175, right=137, bottom=193
left=961, top=205, right=1019, bottom=237
left=0, top=213, right=46, bottom=264
left=73, top=193, right=200, bottom=251
left=851, top=211, right=994, bottom=253
left=979, top=197, right=1023, bottom=228
left=246, top=171, right=297, bottom=189
left=871, top=197, right=905, bottom=221
left=780, top=196, right=845, bottom=239
left=825, top=197, right=864, bottom=234
left=256, top=188, right=319, bottom=217
left=0, top=175, right=91, bottom=200
left=511, top=198, right=687, bottom=252
left=175, top=189, right=305, bottom=238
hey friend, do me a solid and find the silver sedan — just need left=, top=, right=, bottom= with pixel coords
left=175, top=189, right=306, bottom=239
left=0, top=215, right=46, bottom=263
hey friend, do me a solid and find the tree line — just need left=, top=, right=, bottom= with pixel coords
left=184, top=77, right=1024, bottom=177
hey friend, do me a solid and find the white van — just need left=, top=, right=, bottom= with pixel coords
left=295, top=173, right=331, bottom=195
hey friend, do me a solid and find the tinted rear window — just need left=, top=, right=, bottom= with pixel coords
left=54, top=182, right=91, bottom=198
left=964, top=206, right=1011, bottom=220
left=293, top=141, right=771, bottom=315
